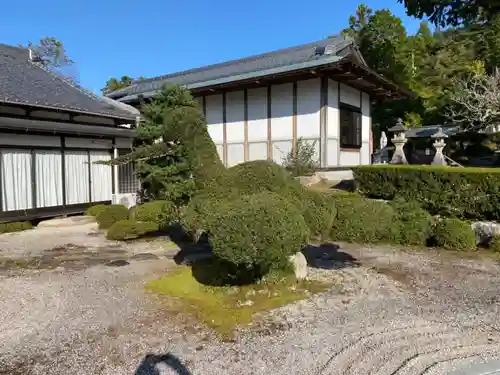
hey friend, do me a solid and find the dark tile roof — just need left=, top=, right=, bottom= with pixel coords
left=406, top=125, right=461, bottom=138
left=107, top=37, right=353, bottom=100
left=0, top=44, right=136, bottom=120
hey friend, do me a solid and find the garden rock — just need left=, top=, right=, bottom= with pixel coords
left=289, top=252, right=308, bottom=280
left=295, top=174, right=320, bottom=187
left=471, top=221, right=500, bottom=246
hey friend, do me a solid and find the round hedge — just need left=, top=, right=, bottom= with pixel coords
left=180, top=193, right=227, bottom=239
left=432, top=218, right=476, bottom=251
left=86, top=204, right=108, bottom=218
left=96, top=204, right=129, bottom=229
left=106, top=219, right=158, bottom=241
left=390, top=199, right=433, bottom=246
left=330, top=195, right=395, bottom=243
left=0, top=221, right=33, bottom=234
left=206, top=191, right=309, bottom=272
left=132, top=200, right=177, bottom=230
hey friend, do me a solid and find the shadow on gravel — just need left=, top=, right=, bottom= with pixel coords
left=135, top=353, right=192, bottom=375
left=302, top=243, right=359, bottom=270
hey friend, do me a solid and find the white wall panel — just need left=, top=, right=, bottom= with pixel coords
left=227, top=144, right=245, bottom=167
left=90, top=151, right=112, bottom=202
left=247, top=87, right=268, bottom=142
left=0, top=133, right=60, bottom=147
left=272, top=140, right=293, bottom=164
left=36, top=150, right=63, bottom=208
left=303, top=139, right=321, bottom=163
left=360, top=142, right=371, bottom=165
left=65, top=151, right=90, bottom=204
left=361, top=92, right=371, bottom=142
left=216, top=145, right=224, bottom=162
left=270, top=83, right=293, bottom=141
left=205, top=94, right=224, bottom=143
left=248, top=142, right=268, bottom=161
left=65, top=138, right=112, bottom=149
left=1, top=149, right=33, bottom=211
left=297, top=78, right=321, bottom=138
left=327, top=80, right=340, bottom=138
left=327, top=139, right=339, bottom=166
left=226, top=90, right=245, bottom=143
left=339, top=151, right=361, bottom=166
left=340, top=83, right=361, bottom=108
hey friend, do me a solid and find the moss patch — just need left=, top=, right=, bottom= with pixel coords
left=146, top=265, right=330, bottom=336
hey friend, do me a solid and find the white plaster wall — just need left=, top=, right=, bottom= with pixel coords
left=272, top=141, right=293, bottom=164
left=297, top=78, right=320, bottom=139
left=225, top=90, right=245, bottom=143
left=205, top=94, right=224, bottom=144
left=360, top=92, right=371, bottom=165
left=227, top=144, right=245, bottom=167
left=247, top=87, right=268, bottom=142
left=248, top=142, right=268, bottom=161
left=340, top=83, right=361, bottom=108
left=326, top=79, right=340, bottom=166
left=0, top=133, right=61, bottom=147
left=270, top=83, right=293, bottom=141
left=327, top=139, right=339, bottom=166
left=339, top=151, right=361, bottom=166
left=65, top=138, right=112, bottom=149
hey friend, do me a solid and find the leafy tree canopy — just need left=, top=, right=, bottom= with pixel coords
left=101, top=75, right=146, bottom=94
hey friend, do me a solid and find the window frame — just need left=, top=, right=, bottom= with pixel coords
left=339, top=103, right=362, bottom=149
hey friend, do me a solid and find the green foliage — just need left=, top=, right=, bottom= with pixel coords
left=101, top=76, right=136, bottom=94
left=489, top=234, right=500, bottom=252
left=206, top=192, right=309, bottom=274
left=96, top=204, right=129, bottom=229
left=389, top=199, right=433, bottom=245
left=85, top=204, right=108, bottom=217
left=353, top=165, right=500, bottom=221
left=132, top=200, right=177, bottom=230
left=431, top=218, right=476, bottom=251
left=282, top=138, right=319, bottom=177
left=106, top=219, right=158, bottom=241
left=180, top=194, right=227, bottom=238
left=330, top=195, right=395, bottom=243
left=0, top=221, right=33, bottom=234
left=399, top=0, right=500, bottom=27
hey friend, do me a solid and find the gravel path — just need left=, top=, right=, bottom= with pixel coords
left=0, top=222, right=499, bottom=375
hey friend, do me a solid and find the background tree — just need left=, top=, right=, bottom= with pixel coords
left=340, top=3, right=373, bottom=42
left=23, top=37, right=76, bottom=80
left=399, top=0, right=500, bottom=27
left=101, top=75, right=147, bottom=94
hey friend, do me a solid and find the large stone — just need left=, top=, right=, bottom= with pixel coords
left=295, top=174, right=321, bottom=187
left=288, top=252, right=308, bottom=280
left=471, top=221, right=500, bottom=246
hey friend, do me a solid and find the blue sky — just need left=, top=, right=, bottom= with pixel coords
left=0, top=0, right=424, bottom=94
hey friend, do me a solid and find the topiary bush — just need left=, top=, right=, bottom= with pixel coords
left=85, top=204, right=108, bottom=217
left=106, top=219, right=159, bottom=241
left=180, top=193, right=227, bottom=240
left=0, top=221, right=33, bottom=234
left=96, top=204, right=129, bottom=229
left=489, top=234, right=500, bottom=252
left=206, top=192, right=309, bottom=277
left=389, top=199, right=433, bottom=246
left=330, top=195, right=395, bottom=243
left=430, top=218, right=477, bottom=251
left=132, top=200, right=177, bottom=230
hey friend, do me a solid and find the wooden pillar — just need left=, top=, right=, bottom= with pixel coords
left=267, top=86, right=272, bottom=160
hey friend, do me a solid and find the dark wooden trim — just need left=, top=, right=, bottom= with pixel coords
left=87, top=151, right=92, bottom=202
left=339, top=102, right=362, bottom=113
left=340, top=147, right=361, bottom=152
left=31, top=150, right=37, bottom=209
left=243, top=89, right=249, bottom=162
left=267, top=86, right=272, bottom=160
left=0, top=201, right=111, bottom=222
left=0, top=127, right=117, bottom=140
left=316, top=166, right=353, bottom=172
left=202, top=96, right=207, bottom=118
left=0, top=144, right=112, bottom=152
left=110, top=146, right=116, bottom=195
left=292, top=82, right=298, bottom=156
left=61, top=136, right=67, bottom=207
left=222, top=92, right=227, bottom=166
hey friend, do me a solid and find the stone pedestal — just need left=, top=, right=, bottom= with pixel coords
left=390, top=132, right=408, bottom=164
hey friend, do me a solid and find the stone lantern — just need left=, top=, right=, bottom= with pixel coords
left=388, top=118, right=408, bottom=164
left=431, top=127, right=448, bottom=166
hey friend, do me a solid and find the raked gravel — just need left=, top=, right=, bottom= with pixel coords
left=0, top=222, right=499, bottom=374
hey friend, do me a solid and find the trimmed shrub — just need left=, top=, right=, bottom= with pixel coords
left=206, top=192, right=309, bottom=274
left=0, top=221, right=33, bottom=234
left=489, top=235, right=500, bottom=252
left=353, top=165, right=500, bottom=220
left=85, top=204, right=108, bottom=217
left=180, top=193, right=228, bottom=239
left=106, top=219, right=159, bottom=241
left=132, top=200, right=177, bottom=230
left=430, top=218, right=476, bottom=251
left=96, top=204, right=129, bottom=229
left=226, top=160, right=297, bottom=196
left=389, top=199, right=433, bottom=246
left=330, top=195, right=395, bottom=243
left=282, top=138, right=319, bottom=177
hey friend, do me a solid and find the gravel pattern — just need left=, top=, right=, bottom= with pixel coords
left=0, top=222, right=500, bottom=375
